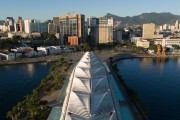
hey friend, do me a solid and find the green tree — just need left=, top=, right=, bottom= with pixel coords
left=82, top=43, right=90, bottom=51
left=47, top=34, right=57, bottom=40
left=148, top=45, right=157, bottom=52
left=0, top=39, right=19, bottom=50
left=115, top=43, right=122, bottom=50
left=172, top=45, right=180, bottom=49
left=136, top=46, right=144, bottom=52
left=77, top=43, right=91, bottom=51
left=60, top=57, right=64, bottom=63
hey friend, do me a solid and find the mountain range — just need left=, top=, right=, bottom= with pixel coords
left=105, top=12, right=180, bottom=26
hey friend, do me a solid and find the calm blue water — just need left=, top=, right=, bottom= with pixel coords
left=117, top=58, right=180, bottom=120
left=0, top=63, right=52, bottom=120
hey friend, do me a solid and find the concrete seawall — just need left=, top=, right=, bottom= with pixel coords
left=0, top=52, right=83, bottom=66
left=0, top=56, right=59, bottom=66
left=111, top=53, right=180, bottom=63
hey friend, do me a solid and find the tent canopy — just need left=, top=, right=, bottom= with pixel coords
left=61, top=52, right=118, bottom=120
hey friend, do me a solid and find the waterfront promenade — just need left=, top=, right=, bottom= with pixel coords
left=1, top=49, right=180, bottom=66
left=0, top=52, right=83, bottom=66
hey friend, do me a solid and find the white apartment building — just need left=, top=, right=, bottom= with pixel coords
left=24, top=20, right=31, bottom=34
left=24, top=20, right=48, bottom=34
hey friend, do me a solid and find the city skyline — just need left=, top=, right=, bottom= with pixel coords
left=1, top=0, right=180, bottom=21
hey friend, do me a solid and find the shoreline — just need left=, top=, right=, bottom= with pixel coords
left=4, top=51, right=180, bottom=119
left=106, top=53, right=180, bottom=120
left=0, top=55, right=60, bottom=66
left=1, top=52, right=180, bottom=66
left=107, top=60, right=146, bottom=120
left=0, top=60, right=57, bottom=66
left=5, top=52, right=83, bottom=120
left=110, top=53, right=180, bottom=63
left=0, top=52, right=84, bottom=66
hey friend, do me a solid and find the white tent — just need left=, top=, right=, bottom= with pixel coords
left=61, top=52, right=119, bottom=120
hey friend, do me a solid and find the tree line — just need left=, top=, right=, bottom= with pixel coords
left=6, top=57, right=73, bottom=120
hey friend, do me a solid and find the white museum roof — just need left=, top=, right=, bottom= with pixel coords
left=60, top=52, right=119, bottom=120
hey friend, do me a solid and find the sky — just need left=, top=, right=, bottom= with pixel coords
left=1, top=0, right=180, bottom=21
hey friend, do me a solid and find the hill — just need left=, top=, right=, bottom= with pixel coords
left=105, top=12, right=180, bottom=26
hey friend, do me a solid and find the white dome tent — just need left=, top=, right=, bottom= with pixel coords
left=60, top=52, right=120, bottom=120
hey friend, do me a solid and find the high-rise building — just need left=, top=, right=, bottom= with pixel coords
left=24, top=20, right=31, bottom=33
left=97, top=17, right=113, bottom=43
left=53, top=17, right=59, bottom=25
left=14, top=21, right=23, bottom=33
left=163, top=24, right=168, bottom=30
left=53, top=17, right=60, bottom=33
left=6, top=17, right=14, bottom=26
left=6, top=17, right=15, bottom=31
left=87, top=17, right=97, bottom=27
left=14, top=16, right=24, bottom=32
left=14, top=23, right=20, bottom=32
left=48, top=23, right=55, bottom=34
left=30, top=21, right=48, bottom=33
left=19, top=20, right=24, bottom=32
left=87, top=17, right=97, bottom=43
left=142, top=23, right=155, bottom=39
left=113, top=30, right=122, bottom=43
left=31, top=19, right=40, bottom=23
left=17, top=16, right=22, bottom=22
left=45, top=20, right=52, bottom=24
left=88, top=16, right=113, bottom=43
left=24, top=20, right=48, bottom=34
left=175, top=20, right=179, bottom=29
left=59, top=13, right=85, bottom=44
